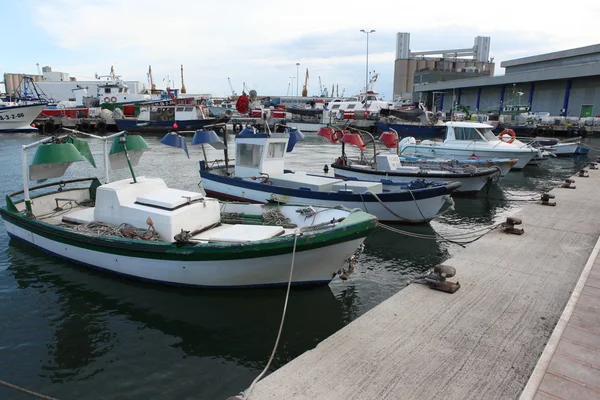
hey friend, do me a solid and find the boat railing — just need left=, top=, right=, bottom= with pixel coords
left=7, top=177, right=99, bottom=199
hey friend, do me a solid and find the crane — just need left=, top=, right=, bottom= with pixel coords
left=180, top=64, right=187, bottom=94
left=318, top=76, right=324, bottom=97
left=148, top=65, right=157, bottom=93
left=301, top=68, right=309, bottom=97
left=228, top=77, right=237, bottom=97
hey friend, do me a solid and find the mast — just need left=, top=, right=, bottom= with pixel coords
left=180, top=64, right=187, bottom=94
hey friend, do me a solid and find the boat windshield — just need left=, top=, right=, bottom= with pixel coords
left=478, top=128, right=498, bottom=141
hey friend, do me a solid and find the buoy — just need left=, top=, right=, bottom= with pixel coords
left=173, top=122, right=179, bottom=129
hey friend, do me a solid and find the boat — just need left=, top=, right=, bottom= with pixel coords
left=528, top=137, right=589, bottom=156
left=376, top=104, right=447, bottom=139
left=320, top=128, right=501, bottom=194
left=197, top=125, right=461, bottom=223
left=0, top=100, right=46, bottom=133
left=398, top=156, right=518, bottom=177
left=0, top=131, right=377, bottom=288
left=399, top=122, right=543, bottom=169
left=114, top=104, right=225, bottom=133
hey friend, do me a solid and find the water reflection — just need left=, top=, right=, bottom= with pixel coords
left=8, top=241, right=349, bottom=374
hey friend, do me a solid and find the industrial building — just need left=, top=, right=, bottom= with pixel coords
left=2, top=66, right=145, bottom=102
left=392, top=33, right=495, bottom=100
left=413, top=43, right=600, bottom=118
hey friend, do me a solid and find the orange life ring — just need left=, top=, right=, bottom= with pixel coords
left=111, top=96, right=117, bottom=103
left=104, top=97, right=110, bottom=103
left=499, top=129, right=516, bottom=143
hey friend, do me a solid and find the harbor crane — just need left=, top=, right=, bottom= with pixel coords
left=228, top=77, right=237, bottom=97
left=302, top=68, right=309, bottom=97
left=180, top=64, right=187, bottom=94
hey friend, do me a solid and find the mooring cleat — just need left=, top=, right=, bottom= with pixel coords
left=414, top=264, right=460, bottom=293
left=562, top=178, right=576, bottom=189
left=504, top=216, right=524, bottom=235
left=579, top=169, right=589, bottom=178
left=589, top=163, right=598, bottom=170
left=540, top=193, right=556, bottom=207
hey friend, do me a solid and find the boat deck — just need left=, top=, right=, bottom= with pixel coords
left=246, top=164, right=600, bottom=399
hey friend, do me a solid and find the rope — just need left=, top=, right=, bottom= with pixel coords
left=242, top=231, right=299, bottom=400
left=0, top=380, right=58, bottom=400
left=59, top=222, right=161, bottom=241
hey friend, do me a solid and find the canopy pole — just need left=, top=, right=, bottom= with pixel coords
left=223, top=126, right=230, bottom=173
left=21, top=136, right=55, bottom=213
left=22, top=147, right=31, bottom=213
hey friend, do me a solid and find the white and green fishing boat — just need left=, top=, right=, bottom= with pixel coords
left=0, top=131, right=377, bottom=288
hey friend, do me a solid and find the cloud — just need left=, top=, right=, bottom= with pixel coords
left=18, top=0, right=600, bottom=98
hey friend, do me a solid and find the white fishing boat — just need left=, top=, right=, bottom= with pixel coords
left=0, top=100, right=46, bottom=133
left=399, top=122, right=543, bottom=169
left=529, top=137, right=588, bottom=156
left=321, top=128, right=501, bottom=194
left=196, top=126, right=460, bottom=223
left=0, top=131, right=377, bottom=288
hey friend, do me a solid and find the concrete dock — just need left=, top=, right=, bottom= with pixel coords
left=248, top=166, right=600, bottom=399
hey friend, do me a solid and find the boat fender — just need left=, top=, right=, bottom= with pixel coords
left=498, top=129, right=516, bottom=144
left=104, top=97, right=110, bottom=103
left=111, top=96, right=117, bottom=103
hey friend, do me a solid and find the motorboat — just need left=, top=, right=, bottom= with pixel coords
left=399, top=122, right=543, bottom=169
left=318, top=127, right=501, bottom=194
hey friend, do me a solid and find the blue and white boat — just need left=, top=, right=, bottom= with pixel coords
left=115, top=104, right=223, bottom=133
left=197, top=127, right=461, bottom=223
left=0, top=101, right=46, bottom=133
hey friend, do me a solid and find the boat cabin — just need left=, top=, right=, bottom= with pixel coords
left=234, top=132, right=288, bottom=178
left=232, top=129, right=383, bottom=194
left=92, top=176, right=221, bottom=241
left=97, top=75, right=151, bottom=105
left=444, top=122, right=498, bottom=143
left=138, top=105, right=208, bottom=122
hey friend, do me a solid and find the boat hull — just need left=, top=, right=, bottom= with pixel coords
left=200, top=170, right=458, bottom=223
left=114, top=118, right=218, bottom=133
left=377, top=121, right=446, bottom=139
left=2, top=214, right=372, bottom=288
left=0, top=103, right=45, bottom=133
left=400, top=145, right=536, bottom=169
left=332, top=165, right=499, bottom=194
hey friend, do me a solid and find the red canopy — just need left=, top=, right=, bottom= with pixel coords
left=340, top=133, right=366, bottom=150
left=317, top=127, right=342, bottom=144
left=379, top=131, right=398, bottom=149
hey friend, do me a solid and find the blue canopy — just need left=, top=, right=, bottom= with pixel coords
left=192, top=130, right=226, bottom=150
left=160, top=132, right=190, bottom=158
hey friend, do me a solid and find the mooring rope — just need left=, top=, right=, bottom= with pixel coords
left=241, top=231, right=299, bottom=400
left=0, top=380, right=58, bottom=400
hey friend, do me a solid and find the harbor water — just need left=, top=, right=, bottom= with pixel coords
left=0, top=132, right=596, bottom=399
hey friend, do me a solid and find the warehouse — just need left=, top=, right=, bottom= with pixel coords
left=413, top=44, right=600, bottom=119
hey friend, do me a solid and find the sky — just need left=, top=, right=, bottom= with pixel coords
left=2, top=0, right=599, bottom=100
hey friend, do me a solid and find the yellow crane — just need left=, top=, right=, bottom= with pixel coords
left=302, top=68, right=309, bottom=97
left=180, top=64, right=187, bottom=94
left=148, top=65, right=158, bottom=94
